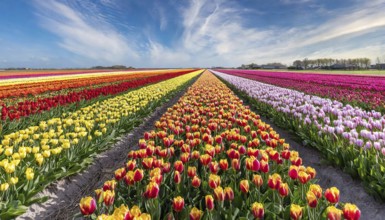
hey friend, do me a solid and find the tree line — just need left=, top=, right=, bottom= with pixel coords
left=291, top=58, right=371, bottom=70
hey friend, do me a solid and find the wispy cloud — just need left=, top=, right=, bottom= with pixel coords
left=33, top=0, right=139, bottom=64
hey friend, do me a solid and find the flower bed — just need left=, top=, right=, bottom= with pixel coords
left=212, top=70, right=385, bottom=200
left=218, top=69, right=385, bottom=112
left=0, top=70, right=202, bottom=219
left=79, top=71, right=359, bottom=220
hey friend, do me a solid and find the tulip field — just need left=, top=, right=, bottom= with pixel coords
left=3, top=68, right=383, bottom=219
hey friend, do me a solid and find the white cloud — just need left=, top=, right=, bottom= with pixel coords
left=33, top=0, right=139, bottom=64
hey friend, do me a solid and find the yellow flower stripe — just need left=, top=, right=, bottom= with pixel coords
left=0, top=70, right=201, bottom=189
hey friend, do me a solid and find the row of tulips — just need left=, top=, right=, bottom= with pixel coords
left=0, top=69, right=192, bottom=99
left=0, top=70, right=195, bottom=121
left=0, top=70, right=202, bottom=219
left=79, top=71, right=360, bottom=220
left=217, top=69, right=385, bottom=112
left=0, top=69, right=181, bottom=107
left=212, top=70, right=385, bottom=200
left=0, top=69, right=118, bottom=80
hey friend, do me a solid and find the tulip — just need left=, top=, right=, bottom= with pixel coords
left=174, top=171, right=182, bottom=184
left=343, top=203, right=361, bottom=220
left=162, top=162, right=171, bottom=173
left=79, top=196, right=97, bottom=216
left=133, top=169, right=144, bottom=182
left=290, top=204, right=302, bottom=220
left=189, top=207, right=203, bottom=220
left=260, top=160, right=269, bottom=173
left=278, top=182, right=289, bottom=197
left=142, top=157, right=153, bottom=169
left=188, top=166, right=197, bottom=178
left=219, top=159, right=229, bottom=171
left=0, top=183, right=9, bottom=191
left=180, top=153, right=190, bottom=163
left=325, top=187, right=340, bottom=204
left=191, top=175, right=201, bottom=188
left=231, top=158, right=240, bottom=170
left=298, top=171, right=310, bottom=184
left=205, top=195, right=214, bottom=211
left=173, top=196, right=185, bottom=212
left=251, top=202, right=264, bottom=219
left=306, top=166, right=316, bottom=179
left=224, top=187, right=234, bottom=201
left=326, top=206, right=342, bottom=220
left=126, top=160, right=136, bottom=170
left=103, top=190, right=115, bottom=206
left=191, top=150, right=200, bottom=160
left=103, top=180, right=117, bottom=191
left=309, top=184, right=322, bottom=199
left=281, top=150, right=291, bottom=159
left=124, top=171, right=135, bottom=185
left=288, top=165, right=299, bottom=180
left=144, top=181, right=160, bottom=198
left=252, top=174, right=263, bottom=188
left=114, top=167, right=126, bottom=181
left=25, top=167, right=34, bottom=180
left=246, top=157, right=260, bottom=172
left=208, top=174, right=221, bottom=189
left=174, top=160, right=184, bottom=173
left=213, top=186, right=225, bottom=201
left=239, top=179, right=249, bottom=194
left=199, top=154, right=212, bottom=166
left=268, top=173, right=281, bottom=190
left=306, top=191, right=318, bottom=208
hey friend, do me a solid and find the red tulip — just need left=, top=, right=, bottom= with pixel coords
left=189, top=207, right=203, bottom=220
left=288, top=165, right=299, bottom=180
left=251, top=202, right=264, bottom=219
left=205, top=195, right=214, bottom=211
left=79, top=197, right=97, bottom=216
left=325, top=187, right=340, bottom=204
left=343, top=203, right=361, bottom=220
left=174, top=160, right=184, bottom=173
left=208, top=174, right=221, bottom=189
left=290, top=204, right=302, bottom=220
left=239, top=179, right=249, bottom=194
left=278, top=182, right=289, bottom=197
left=191, top=175, right=201, bottom=188
left=133, top=169, right=144, bottom=182
left=306, top=191, right=318, bottom=208
left=213, top=186, right=225, bottom=201
left=144, top=181, right=159, bottom=198
left=219, top=159, right=229, bottom=171
left=173, top=196, right=185, bottom=212
left=326, top=206, right=342, bottom=220
left=224, top=187, right=234, bottom=201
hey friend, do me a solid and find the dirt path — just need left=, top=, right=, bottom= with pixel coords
left=17, top=77, right=198, bottom=220
left=259, top=115, right=385, bottom=219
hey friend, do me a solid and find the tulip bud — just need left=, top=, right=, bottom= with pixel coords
left=144, top=181, right=160, bottom=199
left=231, top=159, right=240, bottom=171
left=278, top=182, right=289, bottom=197
left=251, top=202, right=264, bottom=219
left=189, top=207, right=203, bottom=220
left=268, top=173, right=281, bottom=190
left=309, top=184, right=322, bottom=199
left=260, top=160, right=269, bottom=173
left=343, top=203, right=361, bottom=220
left=290, top=204, right=302, bottom=220
left=115, top=167, right=126, bottom=181
left=25, top=167, right=34, bottom=180
left=252, top=174, right=263, bottom=188
left=298, top=171, right=310, bottom=184
left=325, top=187, right=340, bottom=204
left=219, top=159, right=229, bottom=171
left=205, top=195, right=214, bottom=211
left=209, top=161, right=219, bottom=174
left=180, top=153, right=190, bottom=163
left=133, top=169, right=144, bottom=182
left=224, top=187, right=234, bottom=201
left=142, top=157, right=153, bottom=169
left=79, top=196, right=97, bottom=216
left=213, top=186, right=225, bottom=201
left=174, top=171, right=182, bottom=184
left=103, top=180, right=116, bottom=191
left=239, top=179, right=249, bottom=194
left=306, top=166, right=316, bottom=179
left=174, top=160, right=184, bottom=173
left=126, top=160, right=136, bottom=170
left=208, top=174, right=221, bottom=189
left=188, top=166, right=197, bottom=178
left=199, top=154, right=212, bottom=166
left=288, top=165, right=299, bottom=180
left=103, top=190, right=115, bottom=206
left=326, top=206, right=342, bottom=220
left=306, top=191, right=318, bottom=208
left=191, top=175, right=201, bottom=188
left=173, top=196, right=185, bottom=212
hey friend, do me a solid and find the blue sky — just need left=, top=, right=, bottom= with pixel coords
left=1, top=0, right=385, bottom=68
